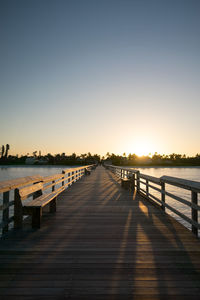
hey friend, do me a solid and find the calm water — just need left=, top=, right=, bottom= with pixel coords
left=0, top=165, right=71, bottom=182
left=0, top=166, right=199, bottom=234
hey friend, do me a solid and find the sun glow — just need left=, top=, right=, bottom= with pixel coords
left=125, top=139, right=157, bottom=157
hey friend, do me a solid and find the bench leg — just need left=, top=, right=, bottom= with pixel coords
left=49, top=197, right=57, bottom=213
left=32, top=207, right=42, bottom=228
left=121, top=179, right=131, bottom=189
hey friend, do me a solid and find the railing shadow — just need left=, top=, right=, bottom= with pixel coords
left=0, top=166, right=200, bottom=299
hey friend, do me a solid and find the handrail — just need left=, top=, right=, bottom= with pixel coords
left=105, top=164, right=200, bottom=236
left=0, top=175, right=43, bottom=193
left=161, top=175, right=200, bottom=192
left=0, top=164, right=95, bottom=234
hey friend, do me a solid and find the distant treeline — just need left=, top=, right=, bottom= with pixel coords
left=0, top=151, right=101, bottom=165
left=105, top=152, right=200, bottom=166
left=1, top=147, right=200, bottom=166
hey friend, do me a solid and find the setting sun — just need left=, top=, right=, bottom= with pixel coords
left=125, top=139, right=157, bottom=157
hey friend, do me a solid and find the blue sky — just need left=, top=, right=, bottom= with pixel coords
left=0, top=0, right=200, bottom=156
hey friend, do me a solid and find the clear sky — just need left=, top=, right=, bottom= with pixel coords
left=0, top=0, right=200, bottom=157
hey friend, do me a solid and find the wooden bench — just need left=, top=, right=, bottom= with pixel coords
left=121, top=174, right=135, bottom=190
left=121, top=178, right=131, bottom=189
left=85, top=168, right=91, bottom=175
left=15, top=182, right=65, bottom=229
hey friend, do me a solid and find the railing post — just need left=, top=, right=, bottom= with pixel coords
left=52, top=180, right=55, bottom=192
left=62, top=170, right=65, bottom=186
left=2, top=191, right=9, bottom=234
left=146, top=180, right=149, bottom=198
left=14, top=188, right=23, bottom=229
left=50, top=180, right=56, bottom=213
left=68, top=172, right=71, bottom=186
left=130, top=173, right=135, bottom=191
left=191, top=191, right=198, bottom=236
left=121, top=169, right=122, bottom=179
left=161, top=181, right=165, bottom=212
left=136, top=171, right=140, bottom=193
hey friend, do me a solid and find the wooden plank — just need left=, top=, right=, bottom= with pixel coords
left=192, top=191, right=198, bottom=235
left=2, top=191, right=9, bottom=233
left=62, top=165, right=95, bottom=174
left=14, top=188, right=23, bottom=229
left=161, top=175, right=200, bottom=192
left=164, top=190, right=200, bottom=210
left=0, top=166, right=200, bottom=299
left=42, top=173, right=64, bottom=183
left=140, top=173, right=161, bottom=184
left=25, top=186, right=64, bottom=207
left=18, top=182, right=43, bottom=200
left=0, top=175, right=43, bottom=193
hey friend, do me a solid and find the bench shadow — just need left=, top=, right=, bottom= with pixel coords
left=0, top=166, right=200, bottom=299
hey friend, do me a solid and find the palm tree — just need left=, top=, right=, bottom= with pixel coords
left=1, top=145, right=5, bottom=158
left=5, top=144, right=10, bottom=158
left=106, top=152, right=110, bottom=159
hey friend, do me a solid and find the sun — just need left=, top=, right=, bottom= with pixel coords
left=126, top=139, right=156, bottom=157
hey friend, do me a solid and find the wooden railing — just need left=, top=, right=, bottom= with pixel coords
left=0, top=165, right=95, bottom=234
left=105, top=164, right=200, bottom=236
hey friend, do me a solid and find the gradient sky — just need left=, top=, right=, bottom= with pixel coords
left=0, top=0, right=200, bottom=157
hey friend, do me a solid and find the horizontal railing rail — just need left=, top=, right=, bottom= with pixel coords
left=0, top=165, right=95, bottom=235
left=105, top=164, right=200, bottom=236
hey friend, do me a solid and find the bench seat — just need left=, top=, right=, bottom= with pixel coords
left=24, top=186, right=65, bottom=208
left=21, top=186, right=65, bottom=228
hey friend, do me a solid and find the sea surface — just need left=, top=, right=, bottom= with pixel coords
left=0, top=165, right=200, bottom=234
left=0, top=165, right=71, bottom=182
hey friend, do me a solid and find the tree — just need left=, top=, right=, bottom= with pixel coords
left=106, top=152, right=110, bottom=159
left=1, top=145, right=5, bottom=158
left=71, top=153, right=76, bottom=160
left=87, top=152, right=92, bottom=158
left=32, top=151, right=37, bottom=157
left=5, top=144, right=10, bottom=158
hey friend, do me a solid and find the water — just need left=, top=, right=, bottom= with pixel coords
left=135, top=166, right=200, bottom=182
left=0, top=165, right=71, bottom=182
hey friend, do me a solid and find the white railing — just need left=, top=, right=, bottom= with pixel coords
left=105, top=164, right=200, bottom=236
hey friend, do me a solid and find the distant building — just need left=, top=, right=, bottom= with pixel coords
left=25, top=157, right=38, bottom=165
left=25, top=157, right=48, bottom=165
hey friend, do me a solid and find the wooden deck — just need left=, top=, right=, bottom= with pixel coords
left=0, top=166, right=200, bottom=299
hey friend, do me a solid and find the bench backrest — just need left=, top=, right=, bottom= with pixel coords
left=18, top=182, right=43, bottom=201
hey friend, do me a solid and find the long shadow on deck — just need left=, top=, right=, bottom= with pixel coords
left=0, top=166, right=200, bottom=299
left=105, top=169, right=200, bottom=299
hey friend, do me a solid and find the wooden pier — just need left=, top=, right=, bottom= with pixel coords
left=0, top=166, right=200, bottom=299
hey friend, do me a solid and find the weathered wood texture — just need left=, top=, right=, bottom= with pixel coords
left=0, top=175, right=43, bottom=193
left=0, top=166, right=200, bottom=300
